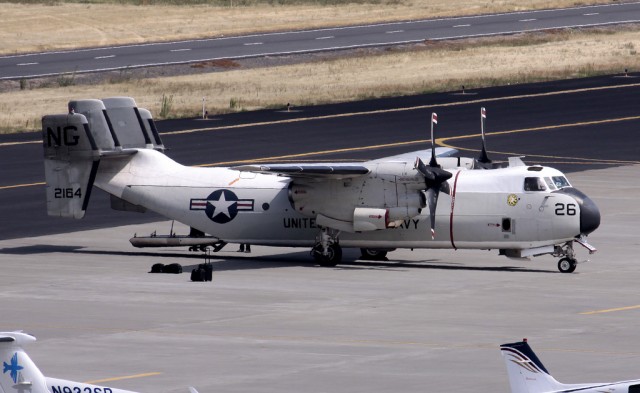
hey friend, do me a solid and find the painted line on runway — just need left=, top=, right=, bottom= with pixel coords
left=3, top=114, right=639, bottom=188
left=199, top=115, right=640, bottom=167
left=580, top=305, right=640, bottom=315
left=436, top=116, right=640, bottom=165
left=0, top=181, right=45, bottom=190
left=17, top=62, right=38, bottom=66
left=85, top=372, right=162, bottom=384
left=584, top=12, right=600, bottom=16
left=519, top=18, right=537, bottom=22
left=94, top=55, right=115, bottom=59
left=453, top=24, right=471, bottom=27
left=4, top=80, right=640, bottom=148
left=170, top=48, right=191, bottom=52
left=316, top=36, right=335, bottom=40
left=195, top=139, right=428, bottom=167
left=160, top=81, right=640, bottom=137
left=386, top=30, right=404, bottom=34
left=243, top=42, right=263, bottom=46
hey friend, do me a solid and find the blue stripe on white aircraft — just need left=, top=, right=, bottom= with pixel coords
left=42, top=98, right=600, bottom=272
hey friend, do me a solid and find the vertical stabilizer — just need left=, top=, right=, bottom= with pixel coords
left=42, top=113, right=100, bottom=219
left=0, top=332, right=49, bottom=393
left=500, top=340, right=565, bottom=393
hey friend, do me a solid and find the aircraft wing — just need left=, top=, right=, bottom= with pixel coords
left=233, top=148, right=458, bottom=179
left=233, top=163, right=370, bottom=179
left=367, top=147, right=458, bottom=163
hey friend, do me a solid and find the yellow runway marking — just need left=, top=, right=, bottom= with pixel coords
left=3, top=81, right=640, bottom=147
left=0, top=181, right=45, bottom=190
left=195, top=139, right=427, bottom=167
left=84, top=372, right=162, bottom=384
left=3, top=112, right=640, bottom=189
left=160, top=82, right=640, bottom=137
left=437, top=115, right=640, bottom=165
left=0, top=140, right=40, bottom=147
left=580, top=305, right=640, bottom=315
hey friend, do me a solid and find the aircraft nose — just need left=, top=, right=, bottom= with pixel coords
left=555, top=187, right=601, bottom=235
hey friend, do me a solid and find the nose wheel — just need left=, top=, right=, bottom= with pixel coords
left=554, top=241, right=578, bottom=273
left=558, top=257, right=577, bottom=273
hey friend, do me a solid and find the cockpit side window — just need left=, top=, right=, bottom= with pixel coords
left=524, top=177, right=547, bottom=192
left=543, top=177, right=557, bottom=190
left=552, top=176, right=571, bottom=189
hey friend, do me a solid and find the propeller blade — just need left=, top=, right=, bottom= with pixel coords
left=478, top=107, right=492, bottom=164
left=426, top=188, right=438, bottom=240
left=429, top=112, right=439, bottom=168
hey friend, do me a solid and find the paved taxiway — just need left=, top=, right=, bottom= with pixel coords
left=2, top=2, right=640, bottom=80
left=0, top=164, right=639, bottom=393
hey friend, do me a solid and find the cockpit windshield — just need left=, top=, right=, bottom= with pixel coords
left=524, top=177, right=547, bottom=192
left=552, top=176, right=571, bottom=189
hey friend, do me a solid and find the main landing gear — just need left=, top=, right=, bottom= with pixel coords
left=311, top=228, right=342, bottom=267
left=554, top=242, right=578, bottom=273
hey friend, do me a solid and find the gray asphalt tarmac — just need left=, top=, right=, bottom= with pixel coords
left=2, top=2, right=640, bottom=79
left=0, top=163, right=638, bottom=393
left=1, top=73, right=639, bottom=393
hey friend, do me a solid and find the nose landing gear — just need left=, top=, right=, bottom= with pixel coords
left=554, top=242, right=578, bottom=273
left=311, top=227, right=342, bottom=267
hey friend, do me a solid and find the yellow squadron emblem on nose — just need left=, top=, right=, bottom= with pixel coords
left=507, top=194, right=519, bottom=206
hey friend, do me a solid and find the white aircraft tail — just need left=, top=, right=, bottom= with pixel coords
left=0, top=332, right=49, bottom=393
left=42, top=97, right=164, bottom=218
left=0, top=331, right=139, bottom=393
left=500, top=339, right=571, bottom=393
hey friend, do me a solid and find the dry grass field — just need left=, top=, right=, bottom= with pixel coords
left=0, top=0, right=612, bottom=55
left=0, top=0, right=633, bottom=133
left=2, top=26, right=638, bottom=133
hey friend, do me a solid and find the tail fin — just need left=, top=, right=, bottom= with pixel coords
left=43, top=97, right=164, bottom=218
left=0, top=332, right=49, bottom=393
left=500, top=340, right=566, bottom=393
left=42, top=113, right=100, bottom=219
left=0, top=332, right=139, bottom=393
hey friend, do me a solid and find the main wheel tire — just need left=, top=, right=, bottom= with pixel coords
left=360, top=248, right=388, bottom=260
left=558, top=257, right=577, bottom=273
left=312, top=244, right=342, bottom=267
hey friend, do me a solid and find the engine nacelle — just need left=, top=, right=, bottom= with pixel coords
left=353, top=208, right=389, bottom=231
left=353, top=206, right=422, bottom=232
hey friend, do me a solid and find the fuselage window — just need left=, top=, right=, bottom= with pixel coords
left=524, top=177, right=547, bottom=192
left=552, top=176, right=571, bottom=189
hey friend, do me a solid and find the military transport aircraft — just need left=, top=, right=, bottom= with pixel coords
left=42, top=98, right=600, bottom=272
left=0, top=331, right=186, bottom=393
left=501, top=339, right=640, bottom=392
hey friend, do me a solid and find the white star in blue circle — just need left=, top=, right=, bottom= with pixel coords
left=205, top=190, right=239, bottom=224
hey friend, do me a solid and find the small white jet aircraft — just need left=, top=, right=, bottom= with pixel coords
left=42, top=97, right=600, bottom=272
left=0, top=331, right=171, bottom=393
left=501, top=339, right=640, bottom=392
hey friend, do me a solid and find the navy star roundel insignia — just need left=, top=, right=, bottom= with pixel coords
left=190, top=189, right=254, bottom=224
